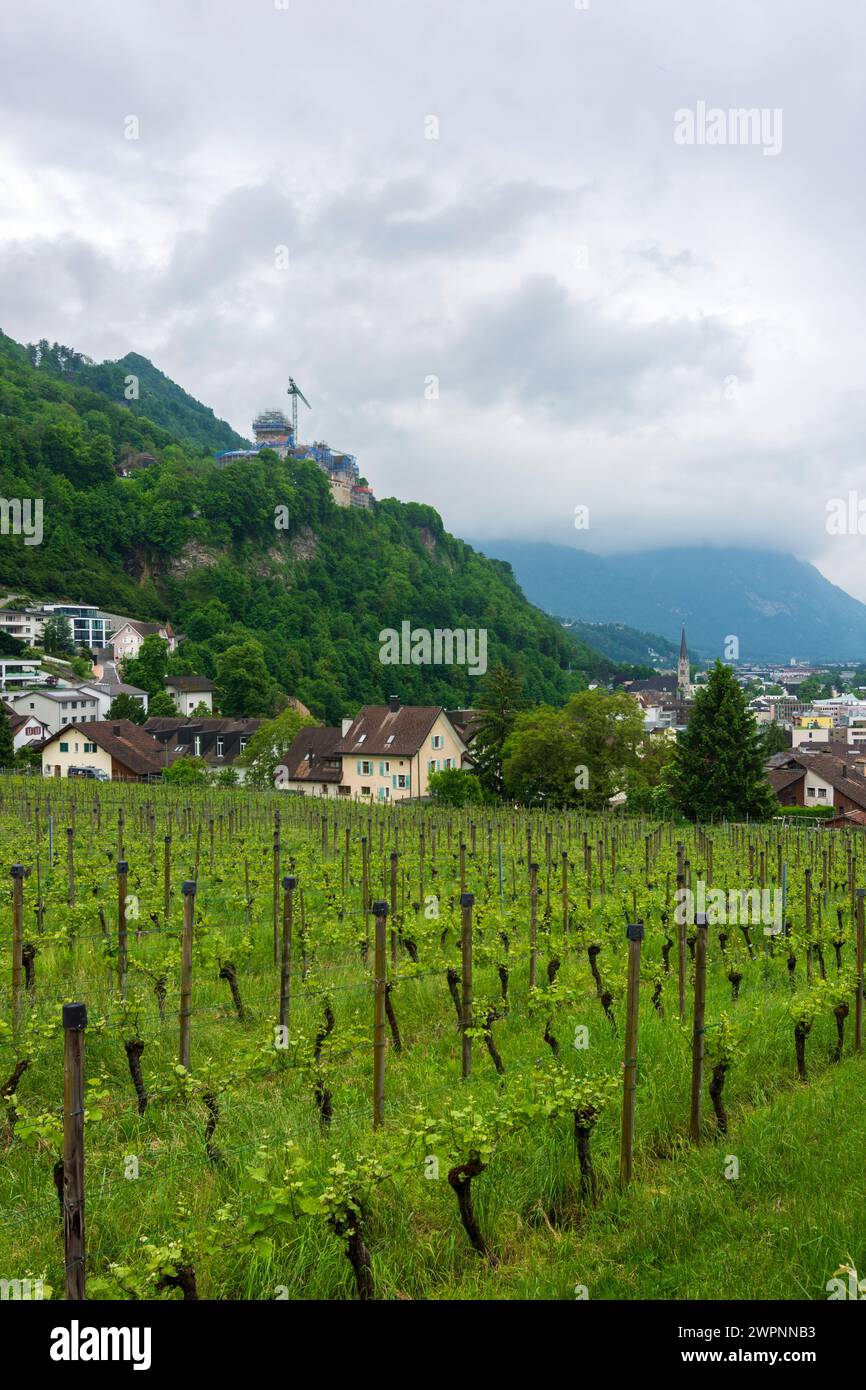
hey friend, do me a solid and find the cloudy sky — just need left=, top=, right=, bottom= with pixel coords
left=2, top=1, right=866, bottom=594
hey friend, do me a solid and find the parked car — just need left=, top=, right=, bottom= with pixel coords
left=67, top=766, right=110, bottom=781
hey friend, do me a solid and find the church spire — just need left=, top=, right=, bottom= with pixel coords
left=678, top=626, right=690, bottom=697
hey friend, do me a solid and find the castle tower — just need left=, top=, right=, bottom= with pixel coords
left=677, top=626, right=691, bottom=699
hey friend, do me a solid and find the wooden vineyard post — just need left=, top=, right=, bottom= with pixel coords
left=529, top=862, right=539, bottom=989
left=856, top=889, right=865, bottom=1054
left=279, top=875, right=295, bottom=1030
left=66, top=826, right=75, bottom=906
left=117, top=860, right=128, bottom=1001
left=272, top=822, right=281, bottom=967
left=179, top=881, right=196, bottom=1071
left=676, top=872, right=686, bottom=1022
left=163, top=835, right=171, bottom=923
left=561, top=850, right=569, bottom=936
left=390, top=851, right=398, bottom=967
left=62, top=1001, right=87, bottom=1300
left=372, top=900, right=388, bottom=1129
left=361, top=836, right=370, bottom=952
left=689, top=913, right=708, bottom=1143
left=461, top=892, right=474, bottom=1080
left=619, top=921, right=643, bottom=1186
left=10, top=863, right=24, bottom=1035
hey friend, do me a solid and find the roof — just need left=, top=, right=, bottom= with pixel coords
left=767, top=748, right=866, bottom=811
left=164, top=676, right=215, bottom=692
left=142, top=716, right=261, bottom=766
left=42, top=720, right=164, bottom=777
left=334, top=704, right=453, bottom=756
left=825, top=808, right=866, bottom=827
left=114, top=619, right=172, bottom=638
left=278, top=726, right=343, bottom=783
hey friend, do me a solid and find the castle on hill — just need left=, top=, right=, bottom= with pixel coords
left=214, top=408, right=373, bottom=510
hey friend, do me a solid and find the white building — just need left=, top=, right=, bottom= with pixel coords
left=8, top=687, right=100, bottom=735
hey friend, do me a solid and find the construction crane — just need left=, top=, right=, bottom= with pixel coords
left=286, top=377, right=311, bottom=447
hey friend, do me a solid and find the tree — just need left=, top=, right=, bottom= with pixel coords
left=162, top=756, right=210, bottom=784
left=759, top=721, right=790, bottom=758
left=41, top=615, right=74, bottom=655
left=215, top=640, right=279, bottom=718
left=190, top=700, right=212, bottom=717
left=664, top=660, right=777, bottom=822
left=796, top=675, right=833, bottom=703
left=70, top=655, right=93, bottom=679
left=0, top=702, right=15, bottom=768
left=501, top=689, right=645, bottom=808
left=120, top=635, right=169, bottom=699
left=427, top=767, right=483, bottom=806
left=147, top=690, right=178, bottom=717
left=238, top=706, right=319, bottom=788
left=107, top=693, right=146, bottom=725
left=470, top=664, right=526, bottom=796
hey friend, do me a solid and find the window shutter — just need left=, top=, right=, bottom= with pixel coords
left=392, top=775, right=397, bottom=789
left=356, top=760, right=362, bottom=774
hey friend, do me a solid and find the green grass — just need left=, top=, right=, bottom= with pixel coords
left=0, top=786, right=864, bottom=1300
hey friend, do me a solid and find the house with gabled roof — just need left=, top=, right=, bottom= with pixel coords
left=332, top=697, right=469, bottom=801
left=276, top=726, right=344, bottom=797
left=41, top=720, right=164, bottom=781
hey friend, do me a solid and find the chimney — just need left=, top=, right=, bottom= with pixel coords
left=341, top=718, right=353, bottom=737
left=389, top=695, right=400, bottom=713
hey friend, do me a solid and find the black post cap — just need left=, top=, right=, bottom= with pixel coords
left=182, top=880, right=197, bottom=895
left=282, top=875, right=297, bottom=890
left=626, top=921, right=645, bottom=942
left=116, top=860, right=129, bottom=874
left=372, top=899, right=389, bottom=916
left=62, top=1002, right=88, bottom=1030
left=460, top=892, right=475, bottom=908
left=857, top=888, right=866, bottom=900
left=9, top=864, right=24, bottom=879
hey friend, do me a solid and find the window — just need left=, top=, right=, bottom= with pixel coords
left=817, top=788, right=827, bottom=798
left=807, top=787, right=816, bottom=797
left=355, top=734, right=366, bottom=746
left=359, top=760, right=373, bottom=775
left=361, top=786, right=371, bottom=796
left=216, top=738, right=224, bottom=757
left=84, top=743, right=96, bottom=754
left=427, top=759, right=436, bottom=773
left=59, top=742, right=69, bottom=753
left=194, top=736, right=201, bottom=756
left=379, top=761, right=390, bottom=775
left=431, top=734, right=444, bottom=749
left=444, top=757, right=454, bottom=769
left=393, top=774, right=409, bottom=789
left=385, top=734, right=394, bottom=746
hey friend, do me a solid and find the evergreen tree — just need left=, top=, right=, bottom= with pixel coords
left=0, top=702, right=14, bottom=768
left=471, top=664, right=526, bottom=796
left=665, top=660, right=776, bottom=821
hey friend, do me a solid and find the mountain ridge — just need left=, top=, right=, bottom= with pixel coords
left=470, top=540, right=866, bottom=664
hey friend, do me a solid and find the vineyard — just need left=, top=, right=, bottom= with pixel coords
left=1, top=779, right=865, bottom=1303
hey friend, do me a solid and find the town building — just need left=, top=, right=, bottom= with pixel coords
left=41, top=720, right=164, bottom=781
left=41, top=604, right=110, bottom=650
left=2, top=704, right=50, bottom=751
left=164, top=676, right=215, bottom=716
left=111, top=618, right=180, bottom=662
left=0, top=658, right=44, bottom=692
left=276, top=699, right=470, bottom=801
left=767, top=747, right=866, bottom=814
left=143, top=716, right=260, bottom=777
left=9, top=686, right=100, bottom=734
left=276, top=726, right=345, bottom=797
